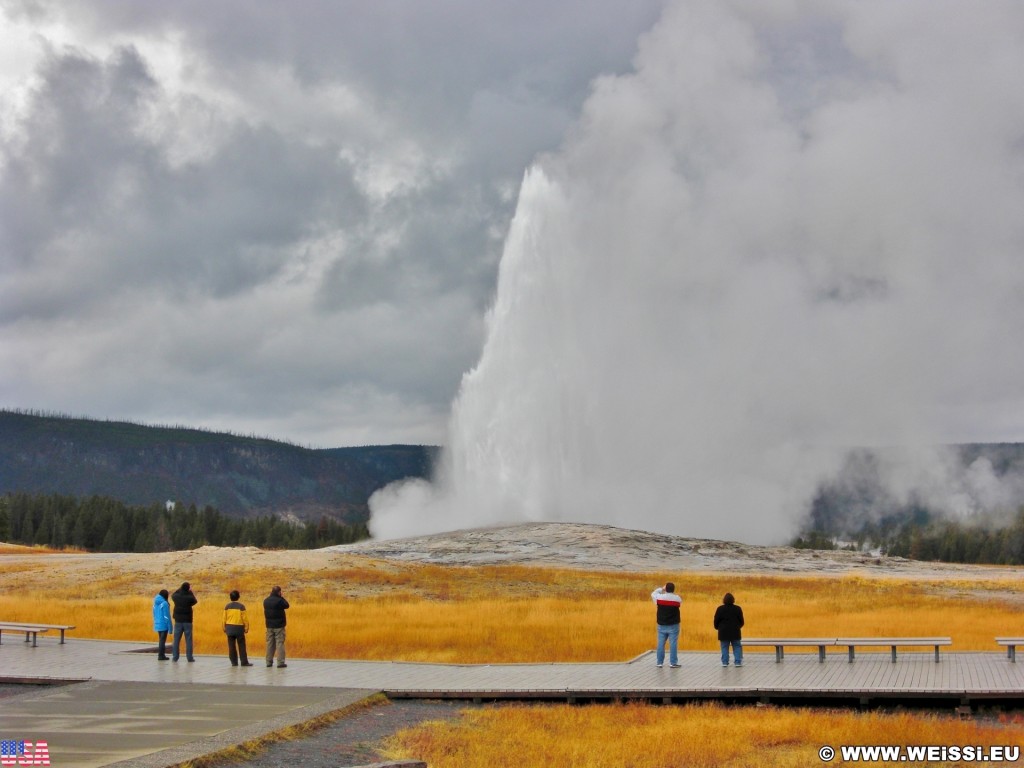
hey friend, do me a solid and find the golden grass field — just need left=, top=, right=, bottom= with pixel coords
left=1, top=550, right=1022, bottom=661
left=1, top=543, right=1022, bottom=765
left=380, top=701, right=1023, bottom=768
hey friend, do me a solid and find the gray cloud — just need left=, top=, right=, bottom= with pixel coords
left=1, top=43, right=367, bottom=317
left=10, top=0, right=1022, bottom=545
left=0, top=0, right=664, bottom=446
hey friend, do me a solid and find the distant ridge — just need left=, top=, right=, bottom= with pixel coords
left=0, top=409, right=437, bottom=522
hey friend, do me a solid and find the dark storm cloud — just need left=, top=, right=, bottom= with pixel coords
left=0, top=0, right=665, bottom=445
left=0, top=43, right=368, bottom=322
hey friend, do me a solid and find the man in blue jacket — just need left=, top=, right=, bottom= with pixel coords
left=152, top=589, right=171, bottom=661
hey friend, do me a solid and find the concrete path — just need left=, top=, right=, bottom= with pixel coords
left=2, top=636, right=1023, bottom=767
left=0, top=681, right=375, bottom=768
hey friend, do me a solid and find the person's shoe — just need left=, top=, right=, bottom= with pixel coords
left=655, top=663, right=663, bottom=668
left=722, top=663, right=729, bottom=667
left=241, top=662, right=254, bottom=667
left=669, top=663, right=681, bottom=668
left=231, top=663, right=238, bottom=667
left=266, top=662, right=273, bottom=667
left=187, top=658, right=195, bottom=662
left=157, top=656, right=169, bottom=661
left=277, top=663, right=288, bottom=668
left=735, top=663, right=743, bottom=667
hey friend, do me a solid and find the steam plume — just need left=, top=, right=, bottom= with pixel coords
left=371, top=1, right=1024, bottom=543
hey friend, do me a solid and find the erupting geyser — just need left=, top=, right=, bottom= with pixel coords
left=370, top=1, right=1024, bottom=543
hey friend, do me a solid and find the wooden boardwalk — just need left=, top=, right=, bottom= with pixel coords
left=2, top=637, right=1023, bottom=708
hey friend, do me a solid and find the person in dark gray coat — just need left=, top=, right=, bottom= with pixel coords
left=171, top=581, right=198, bottom=662
left=263, top=585, right=290, bottom=668
left=713, top=592, right=744, bottom=667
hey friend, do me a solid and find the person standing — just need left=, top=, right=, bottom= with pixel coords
left=263, top=585, right=290, bottom=668
left=713, top=592, right=745, bottom=667
left=651, top=582, right=682, bottom=668
left=171, top=581, right=198, bottom=662
left=223, top=590, right=253, bottom=667
left=152, top=589, right=171, bottom=661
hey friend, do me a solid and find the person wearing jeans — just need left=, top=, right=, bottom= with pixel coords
left=171, top=581, right=198, bottom=662
left=713, top=592, right=745, bottom=667
left=651, top=583, right=682, bottom=668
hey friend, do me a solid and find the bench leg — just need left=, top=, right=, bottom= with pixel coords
left=891, top=646, right=897, bottom=663
left=818, top=645, right=826, bottom=663
left=1009, top=646, right=1016, bottom=663
left=934, top=646, right=940, bottom=663
left=775, top=647, right=783, bottom=663
left=848, top=647, right=855, bottom=663
left=59, top=629, right=66, bottom=644
left=30, top=631, right=38, bottom=648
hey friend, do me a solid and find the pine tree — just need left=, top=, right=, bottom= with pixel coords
left=51, top=514, right=67, bottom=549
left=153, top=515, right=174, bottom=552
left=21, top=513, right=34, bottom=545
left=34, top=506, right=53, bottom=546
left=100, top=516, right=128, bottom=552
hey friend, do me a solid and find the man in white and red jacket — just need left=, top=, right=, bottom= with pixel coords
left=651, top=582, right=682, bottom=668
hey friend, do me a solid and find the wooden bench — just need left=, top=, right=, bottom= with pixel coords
left=995, top=637, right=1024, bottom=662
left=836, top=637, right=951, bottom=663
left=740, top=638, right=835, bottom=663
left=0, top=622, right=76, bottom=647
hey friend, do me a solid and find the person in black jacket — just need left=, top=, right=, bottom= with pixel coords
left=171, top=581, right=198, bottom=662
left=713, top=592, right=744, bottom=667
left=263, top=585, right=290, bottom=668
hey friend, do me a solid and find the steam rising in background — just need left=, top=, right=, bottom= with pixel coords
left=370, top=1, right=1024, bottom=543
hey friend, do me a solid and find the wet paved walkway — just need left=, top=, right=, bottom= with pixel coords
left=1, top=636, right=1023, bottom=766
left=0, top=680, right=373, bottom=768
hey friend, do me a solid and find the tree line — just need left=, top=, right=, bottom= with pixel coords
left=874, top=512, right=1024, bottom=564
left=792, top=507, right=1024, bottom=565
left=0, top=492, right=369, bottom=552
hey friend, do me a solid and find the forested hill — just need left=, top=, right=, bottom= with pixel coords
left=0, top=410, right=437, bottom=523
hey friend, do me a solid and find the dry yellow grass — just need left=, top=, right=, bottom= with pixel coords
left=380, top=701, right=1023, bottom=768
left=2, top=548, right=1022, bottom=764
left=0, top=553, right=1022, bottom=662
left=0, top=543, right=83, bottom=555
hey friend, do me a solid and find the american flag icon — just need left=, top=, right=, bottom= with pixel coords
left=0, top=740, right=50, bottom=766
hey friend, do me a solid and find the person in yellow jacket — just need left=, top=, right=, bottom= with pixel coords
left=223, top=590, right=253, bottom=667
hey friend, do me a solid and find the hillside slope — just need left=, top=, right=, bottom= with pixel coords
left=0, top=410, right=436, bottom=522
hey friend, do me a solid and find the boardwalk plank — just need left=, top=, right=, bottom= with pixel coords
left=2, top=639, right=1023, bottom=705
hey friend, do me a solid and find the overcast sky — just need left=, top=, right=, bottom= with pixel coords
left=4, top=0, right=1024, bottom=502
left=0, top=0, right=664, bottom=447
